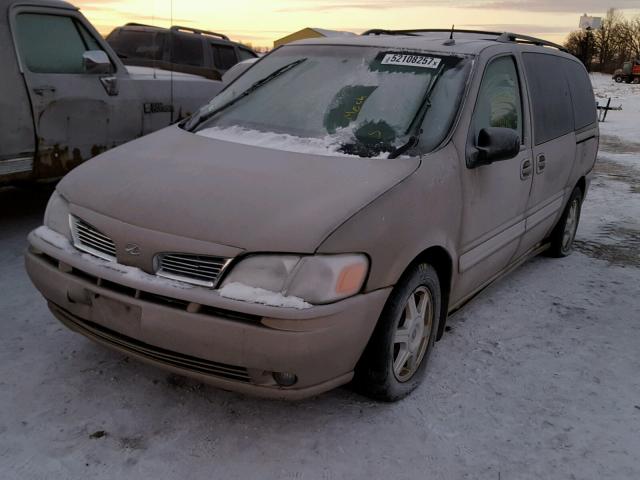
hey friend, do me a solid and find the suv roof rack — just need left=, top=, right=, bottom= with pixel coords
left=124, top=22, right=159, bottom=29
left=170, top=26, right=229, bottom=40
left=361, top=28, right=568, bottom=53
left=495, top=32, right=568, bottom=52
left=122, top=23, right=230, bottom=41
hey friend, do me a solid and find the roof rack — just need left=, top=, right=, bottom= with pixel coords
left=124, top=22, right=159, bottom=29
left=362, top=28, right=503, bottom=37
left=361, top=28, right=568, bottom=53
left=122, top=23, right=230, bottom=41
left=362, top=29, right=420, bottom=36
left=170, top=26, right=229, bottom=40
left=495, top=32, right=568, bottom=52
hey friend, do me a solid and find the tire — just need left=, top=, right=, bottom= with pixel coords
left=547, top=187, right=583, bottom=258
left=354, top=263, right=441, bottom=401
left=614, top=75, right=623, bottom=83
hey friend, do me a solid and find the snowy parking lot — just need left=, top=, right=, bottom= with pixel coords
left=1, top=74, right=639, bottom=479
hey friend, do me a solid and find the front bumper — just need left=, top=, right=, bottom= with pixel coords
left=25, top=227, right=390, bottom=400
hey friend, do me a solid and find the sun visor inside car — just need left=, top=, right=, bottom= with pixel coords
left=324, top=85, right=379, bottom=133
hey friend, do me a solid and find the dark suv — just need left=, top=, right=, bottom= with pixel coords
left=106, top=23, right=258, bottom=80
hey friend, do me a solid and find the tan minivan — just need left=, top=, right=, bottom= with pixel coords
left=25, top=30, right=598, bottom=401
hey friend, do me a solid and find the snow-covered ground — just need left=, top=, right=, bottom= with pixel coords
left=591, top=72, right=640, bottom=147
left=0, top=74, right=639, bottom=479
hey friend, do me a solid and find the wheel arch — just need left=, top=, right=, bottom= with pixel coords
left=575, top=176, right=586, bottom=196
left=399, top=245, right=454, bottom=341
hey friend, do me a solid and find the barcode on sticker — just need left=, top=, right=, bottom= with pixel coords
left=381, top=54, right=441, bottom=69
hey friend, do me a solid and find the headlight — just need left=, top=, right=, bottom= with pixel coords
left=220, top=254, right=369, bottom=305
left=43, top=191, right=71, bottom=237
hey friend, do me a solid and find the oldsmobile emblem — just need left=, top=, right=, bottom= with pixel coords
left=124, top=243, right=141, bottom=256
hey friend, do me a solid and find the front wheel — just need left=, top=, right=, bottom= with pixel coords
left=354, top=263, right=441, bottom=401
left=547, top=187, right=583, bottom=257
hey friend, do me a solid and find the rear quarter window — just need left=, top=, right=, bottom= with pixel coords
left=561, top=59, right=597, bottom=130
left=211, top=44, right=237, bottom=70
left=522, top=53, right=573, bottom=145
left=238, top=48, right=257, bottom=61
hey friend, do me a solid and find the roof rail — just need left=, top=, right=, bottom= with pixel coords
left=361, top=28, right=568, bottom=52
left=362, top=28, right=503, bottom=37
left=124, top=22, right=160, bottom=29
left=170, top=26, right=229, bottom=40
left=361, top=29, right=419, bottom=36
left=495, top=32, right=568, bottom=52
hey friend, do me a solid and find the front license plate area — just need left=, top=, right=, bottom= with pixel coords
left=90, top=294, right=142, bottom=338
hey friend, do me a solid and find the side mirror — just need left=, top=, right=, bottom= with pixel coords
left=468, top=127, right=520, bottom=168
left=83, top=50, right=112, bottom=74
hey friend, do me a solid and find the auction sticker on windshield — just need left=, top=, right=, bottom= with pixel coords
left=381, top=54, right=442, bottom=69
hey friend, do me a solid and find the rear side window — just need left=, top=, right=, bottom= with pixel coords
left=562, top=59, right=597, bottom=130
left=471, top=56, right=523, bottom=142
left=238, top=48, right=257, bottom=61
left=171, top=34, right=204, bottom=66
left=15, top=13, right=106, bottom=73
left=522, top=53, right=573, bottom=145
left=107, top=30, right=166, bottom=61
left=211, top=44, right=237, bottom=70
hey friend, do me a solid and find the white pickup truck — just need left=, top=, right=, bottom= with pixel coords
left=0, top=0, right=224, bottom=184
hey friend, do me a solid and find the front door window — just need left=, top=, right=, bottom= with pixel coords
left=472, top=55, right=523, bottom=142
left=15, top=13, right=109, bottom=74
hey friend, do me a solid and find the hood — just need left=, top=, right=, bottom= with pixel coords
left=58, top=126, right=419, bottom=253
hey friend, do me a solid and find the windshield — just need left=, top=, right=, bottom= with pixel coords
left=185, top=45, right=472, bottom=158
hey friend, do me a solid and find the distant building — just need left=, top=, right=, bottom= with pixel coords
left=579, top=14, right=602, bottom=30
left=274, top=28, right=355, bottom=48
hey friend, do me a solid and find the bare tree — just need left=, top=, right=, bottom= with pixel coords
left=621, top=17, right=640, bottom=59
left=565, top=10, right=640, bottom=72
left=596, top=9, right=623, bottom=70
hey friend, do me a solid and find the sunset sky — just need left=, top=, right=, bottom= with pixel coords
left=75, top=0, right=640, bottom=48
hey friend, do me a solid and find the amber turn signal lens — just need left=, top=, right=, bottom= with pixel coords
left=335, top=262, right=368, bottom=295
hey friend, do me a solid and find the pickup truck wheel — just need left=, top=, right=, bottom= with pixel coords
left=614, top=75, right=623, bottom=83
left=547, top=187, right=583, bottom=258
left=354, top=263, right=440, bottom=401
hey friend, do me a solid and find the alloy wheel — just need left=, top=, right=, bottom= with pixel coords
left=392, top=286, right=434, bottom=382
left=562, top=198, right=580, bottom=253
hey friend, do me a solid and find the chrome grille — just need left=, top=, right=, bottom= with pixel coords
left=156, top=253, right=230, bottom=287
left=70, top=216, right=116, bottom=261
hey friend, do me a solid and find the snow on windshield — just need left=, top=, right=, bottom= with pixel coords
left=196, top=125, right=389, bottom=158
left=190, top=45, right=468, bottom=157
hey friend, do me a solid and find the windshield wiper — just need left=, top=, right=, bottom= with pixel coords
left=184, top=58, right=307, bottom=132
left=388, top=64, right=445, bottom=159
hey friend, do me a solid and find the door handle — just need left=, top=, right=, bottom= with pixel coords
left=520, top=158, right=532, bottom=180
left=32, top=85, right=56, bottom=95
left=536, top=154, right=546, bottom=174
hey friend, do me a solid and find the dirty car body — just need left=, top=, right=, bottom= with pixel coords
left=25, top=31, right=599, bottom=400
left=0, top=0, right=224, bottom=185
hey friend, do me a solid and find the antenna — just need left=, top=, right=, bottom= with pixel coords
left=152, top=3, right=156, bottom=79
left=443, top=25, right=456, bottom=46
left=170, top=0, right=174, bottom=123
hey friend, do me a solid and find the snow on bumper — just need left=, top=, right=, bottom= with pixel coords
left=25, top=227, right=390, bottom=399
